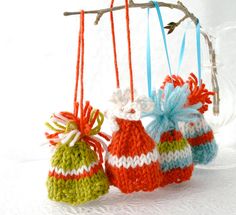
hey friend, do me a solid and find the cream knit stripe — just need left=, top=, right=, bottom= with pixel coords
left=179, top=117, right=210, bottom=136
left=49, top=161, right=100, bottom=176
left=106, top=148, right=159, bottom=169
left=160, top=144, right=192, bottom=164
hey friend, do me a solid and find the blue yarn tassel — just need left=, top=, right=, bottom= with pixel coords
left=143, top=83, right=201, bottom=142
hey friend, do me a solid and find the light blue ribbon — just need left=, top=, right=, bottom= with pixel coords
left=146, top=1, right=202, bottom=97
left=177, top=31, right=186, bottom=75
left=196, top=20, right=201, bottom=86
left=153, top=1, right=172, bottom=76
left=146, top=8, right=152, bottom=98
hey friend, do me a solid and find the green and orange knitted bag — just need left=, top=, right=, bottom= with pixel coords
left=44, top=11, right=109, bottom=205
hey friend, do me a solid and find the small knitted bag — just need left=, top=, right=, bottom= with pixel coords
left=159, top=7, right=218, bottom=165
left=172, top=74, right=218, bottom=165
left=105, top=0, right=162, bottom=193
left=45, top=11, right=109, bottom=205
left=143, top=83, right=201, bottom=186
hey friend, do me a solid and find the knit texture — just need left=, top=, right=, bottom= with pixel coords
left=47, top=141, right=109, bottom=205
left=45, top=107, right=110, bottom=205
left=179, top=114, right=218, bottom=165
left=143, top=83, right=201, bottom=186
left=105, top=118, right=162, bottom=193
left=158, top=130, right=194, bottom=186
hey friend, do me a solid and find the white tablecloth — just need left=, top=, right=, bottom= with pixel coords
left=0, top=150, right=236, bottom=215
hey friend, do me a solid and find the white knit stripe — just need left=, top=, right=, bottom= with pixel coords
left=160, top=144, right=192, bottom=164
left=106, top=148, right=159, bottom=169
left=179, top=118, right=210, bottom=137
left=49, top=161, right=100, bottom=176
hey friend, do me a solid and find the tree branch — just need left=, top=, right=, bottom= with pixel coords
left=64, top=1, right=220, bottom=115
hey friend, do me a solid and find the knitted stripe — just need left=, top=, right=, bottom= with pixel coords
left=47, top=169, right=109, bottom=205
left=179, top=118, right=212, bottom=139
left=158, top=130, right=193, bottom=185
left=108, top=119, right=156, bottom=157
left=160, top=164, right=194, bottom=187
left=160, top=130, right=183, bottom=142
left=49, top=162, right=102, bottom=180
left=159, top=143, right=192, bottom=172
left=106, top=147, right=159, bottom=169
left=159, top=144, right=192, bottom=164
left=161, top=155, right=192, bottom=172
left=105, top=161, right=161, bottom=193
left=191, top=140, right=218, bottom=165
left=158, top=138, right=188, bottom=154
left=106, top=118, right=162, bottom=193
left=187, top=130, right=214, bottom=146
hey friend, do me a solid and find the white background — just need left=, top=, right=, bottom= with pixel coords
left=0, top=0, right=236, bottom=214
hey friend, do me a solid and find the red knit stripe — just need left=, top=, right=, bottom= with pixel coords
left=105, top=160, right=162, bottom=193
left=187, top=130, right=214, bottom=146
left=161, top=164, right=194, bottom=187
left=48, top=163, right=102, bottom=181
left=108, top=119, right=156, bottom=157
left=160, top=130, right=183, bottom=143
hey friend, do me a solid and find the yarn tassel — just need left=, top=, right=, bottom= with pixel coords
left=162, top=73, right=218, bottom=165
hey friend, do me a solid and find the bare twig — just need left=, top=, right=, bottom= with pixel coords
left=64, top=1, right=220, bottom=115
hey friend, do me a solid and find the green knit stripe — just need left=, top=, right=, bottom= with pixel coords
left=47, top=169, right=109, bottom=205
left=157, top=138, right=188, bottom=154
left=51, top=141, right=97, bottom=171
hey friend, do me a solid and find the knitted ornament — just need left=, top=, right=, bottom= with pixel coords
left=45, top=11, right=109, bottom=205
left=105, top=0, right=162, bottom=193
left=143, top=83, right=201, bottom=186
left=163, top=73, right=218, bottom=164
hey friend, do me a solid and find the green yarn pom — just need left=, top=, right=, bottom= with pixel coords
left=47, top=141, right=109, bottom=205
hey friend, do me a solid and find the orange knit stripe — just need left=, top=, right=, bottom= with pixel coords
left=105, top=160, right=161, bottom=193
left=160, top=130, right=183, bottom=143
left=160, top=164, right=194, bottom=187
left=108, top=118, right=156, bottom=157
left=187, top=130, right=214, bottom=146
left=48, top=163, right=103, bottom=181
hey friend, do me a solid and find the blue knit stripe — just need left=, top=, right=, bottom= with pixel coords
left=161, top=154, right=193, bottom=172
left=191, top=139, right=218, bottom=165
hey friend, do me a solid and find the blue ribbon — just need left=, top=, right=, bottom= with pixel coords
left=146, top=8, right=152, bottom=98
left=146, top=1, right=202, bottom=97
left=153, top=1, right=172, bottom=76
left=177, top=31, right=186, bottom=74
left=196, top=20, right=201, bottom=86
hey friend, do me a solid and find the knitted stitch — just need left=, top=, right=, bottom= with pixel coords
left=106, top=0, right=162, bottom=193
left=143, top=83, right=201, bottom=186
left=105, top=117, right=162, bottom=193
left=105, top=89, right=162, bottom=193
left=47, top=140, right=109, bottom=204
left=158, top=130, right=194, bottom=186
left=162, top=74, right=218, bottom=165
left=46, top=110, right=110, bottom=205
left=179, top=115, right=218, bottom=165
left=45, top=11, right=109, bottom=205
